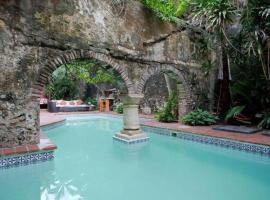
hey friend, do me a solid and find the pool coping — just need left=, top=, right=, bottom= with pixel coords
left=0, top=132, right=57, bottom=156
left=41, top=119, right=66, bottom=131
left=55, top=112, right=270, bottom=146
left=141, top=125, right=270, bottom=157
left=41, top=118, right=66, bottom=128
left=44, top=114, right=270, bottom=156
left=2, top=113, right=269, bottom=169
left=0, top=131, right=58, bottom=169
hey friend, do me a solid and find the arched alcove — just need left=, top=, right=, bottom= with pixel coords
left=31, top=50, right=135, bottom=101
left=14, top=49, right=138, bottom=147
left=137, top=64, right=192, bottom=118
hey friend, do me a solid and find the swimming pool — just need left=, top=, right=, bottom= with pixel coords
left=1, top=116, right=270, bottom=200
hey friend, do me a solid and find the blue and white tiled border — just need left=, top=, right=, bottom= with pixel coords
left=113, top=135, right=150, bottom=144
left=0, top=151, right=54, bottom=169
left=142, top=125, right=270, bottom=156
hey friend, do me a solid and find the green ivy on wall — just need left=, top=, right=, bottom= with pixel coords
left=141, top=0, right=190, bottom=22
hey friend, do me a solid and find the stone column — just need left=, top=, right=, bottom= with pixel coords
left=177, top=83, right=188, bottom=121
left=114, top=94, right=149, bottom=143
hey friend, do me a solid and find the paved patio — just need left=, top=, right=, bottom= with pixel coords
left=40, top=110, right=270, bottom=147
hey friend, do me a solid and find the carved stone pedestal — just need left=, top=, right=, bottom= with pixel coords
left=113, top=94, right=149, bottom=144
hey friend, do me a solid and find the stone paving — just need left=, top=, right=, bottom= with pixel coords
left=40, top=109, right=66, bottom=126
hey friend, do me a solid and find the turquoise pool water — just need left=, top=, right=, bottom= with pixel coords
left=1, top=116, right=270, bottom=200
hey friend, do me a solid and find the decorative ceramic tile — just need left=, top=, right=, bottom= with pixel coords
left=113, top=136, right=150, bottom=144
left=0, top=151, right=54, bottom=169
left=142, top=125, right=270, bottom=156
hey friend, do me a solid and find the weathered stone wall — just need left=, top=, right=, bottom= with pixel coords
left=0, top=0, right=213, bottom=147
left=140, top=74, right=178, bottom=114
left=140, top=74, right=168, bottom=114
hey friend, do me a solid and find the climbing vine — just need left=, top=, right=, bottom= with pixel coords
left=141, top=0, right=178, bottom=22
left=141, top=0, right=190, bottom=22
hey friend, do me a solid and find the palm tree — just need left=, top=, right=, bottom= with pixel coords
left=191, top=0, right=238, bottom=116
left=241, top=0, right=270, bottom=80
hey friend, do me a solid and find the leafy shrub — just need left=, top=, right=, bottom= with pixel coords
left=141, top=0, right=190, bottom=22
left=225, top=106, right=245, bottom=121
left=45, top=66, right=79, bottom=100
left=182, top=109, right=218, bottom=126
left=46, top=76, right=79, bottom=100
left=156, top=93, right=178, bottom=122
left=115, top=103, right=124, bottom=114
left=258, top=112, right=270, bottom=129
left=141, top=0, right=178, bottom=22
left=84, top=97, right=98, bottom=109
left=156, top=110, right=176, bottom=122
left=176, top=0, right=190, bottom=17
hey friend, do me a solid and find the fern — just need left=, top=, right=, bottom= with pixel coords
left=225, top=106, right=245, bottom=121
left=258, top=112, right=270, bottom=129
left=182, top=109, right=218, bottom=126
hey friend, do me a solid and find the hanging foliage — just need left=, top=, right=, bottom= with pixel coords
left=46, top=59, right=128, bottom=100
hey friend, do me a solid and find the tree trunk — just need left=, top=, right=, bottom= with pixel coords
left=164, top=73, right=173, bottom=96
left=209, top=51, right=217, bottom=112
left=218, top=44, right=231, bottom=116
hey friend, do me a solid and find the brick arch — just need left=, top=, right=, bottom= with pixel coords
left=137, top=65, right=190, bottom=95
left=31, top=49, right=135, bottom=100
left=137, top=64, right=192, bottom=116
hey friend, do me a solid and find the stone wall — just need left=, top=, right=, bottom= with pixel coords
left=140, top=73, right=178, bottom=114
left=0, top=0, right=214, bottom=147
left=140, top=74, right=168, bottom=114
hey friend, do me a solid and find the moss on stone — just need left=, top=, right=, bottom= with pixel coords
left=35, top=11, right=82, bottom=38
